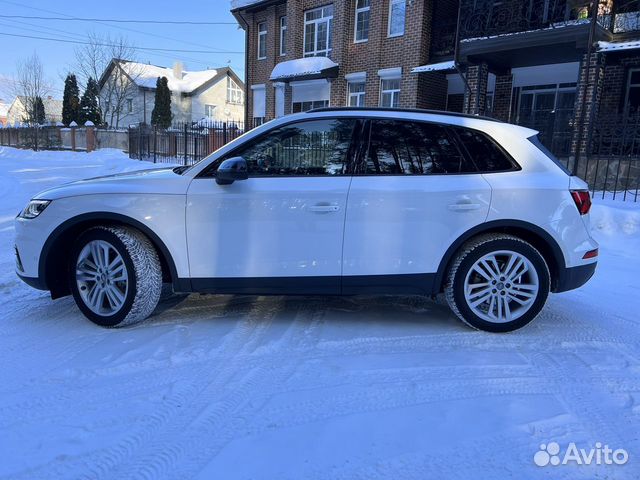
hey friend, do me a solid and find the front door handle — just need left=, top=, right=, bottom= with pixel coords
left=309, top=204, right=341, bottom=213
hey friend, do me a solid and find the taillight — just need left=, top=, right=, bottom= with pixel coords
left=571, top=190, right=591, bottom=215
left=583, top=248, right=599, bottom=259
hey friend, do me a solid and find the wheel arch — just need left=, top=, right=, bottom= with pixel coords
left=40, top=212, right=184, bottom=299
left=434, top=220, right=566, bottom=294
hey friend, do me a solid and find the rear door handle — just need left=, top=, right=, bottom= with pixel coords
left=309, top=204, right=341, bottom=213
left=448, top=203, right=482, bottom=211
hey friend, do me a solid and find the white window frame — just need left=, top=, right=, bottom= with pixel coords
left=126, top=98, right=133, bottom=113
left=303, top=6, right=334, bottom=57
left=204, top=104, right=216, bottom=118
left=257, top=22, right=267, bottom=60
left=379, top=78, right=401, bottom=108
left=279, top=16, right=287, bottom=56
left=354, top=0, right=370, bottom=43
left=226, top=76, right=243, bottom=105
left=348, top=81, right=366, bottom=106
left=625, top=67, right=640, bottom=113
left=388, top=0, right=406, bottom=38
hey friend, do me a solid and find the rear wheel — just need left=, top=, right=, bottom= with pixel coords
left=444, top=234, right=550, bottom=332
left=70, top=226, right=162, bottom=327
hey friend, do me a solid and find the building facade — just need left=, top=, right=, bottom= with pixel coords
left=232, top=0, right=443, bottom=126
left=98, top=60, right=245, bottom=128
left=419, top=0, right=640, bottom=173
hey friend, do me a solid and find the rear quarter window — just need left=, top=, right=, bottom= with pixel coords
left=453, top=127, right=517, bottom=172
left=528, top=135, right=571, bottom=175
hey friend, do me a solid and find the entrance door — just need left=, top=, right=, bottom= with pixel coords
left=518, top=85, right=576, bottom=156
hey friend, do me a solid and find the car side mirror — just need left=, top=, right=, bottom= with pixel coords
left=216, top=156, right=248, bottom=185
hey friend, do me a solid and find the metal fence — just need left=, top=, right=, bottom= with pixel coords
left=128, top=120, right=248, bottom=165
left=581, top=113, right=640, bottom=202
left=0, top=125, right=63, bottom=150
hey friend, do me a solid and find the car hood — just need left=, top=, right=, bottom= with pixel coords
left=33, top=167, right=192, bottom=200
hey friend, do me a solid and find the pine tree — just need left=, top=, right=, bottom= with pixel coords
left=79, top=77, right=102, bottom=125
left=33, top=96, right=46, bottom=124
left=62, top=73, right=80, bottom=126
left=151, top=77, right=172, bottom=129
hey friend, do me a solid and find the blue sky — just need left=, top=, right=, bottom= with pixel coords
left=0, top=0, right=245, bottom=100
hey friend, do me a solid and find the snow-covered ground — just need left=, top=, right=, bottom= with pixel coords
left=0, top=146, right=638, bottom=479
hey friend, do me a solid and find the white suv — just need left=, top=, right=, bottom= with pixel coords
left=15, top=108, right=598, bottom=332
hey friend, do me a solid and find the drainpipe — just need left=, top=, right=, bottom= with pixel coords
left=572, top=0, right=601, bottom=175
left=452, top=0, right=472, bottom=113
left=235, top=9, right=250, bottom=127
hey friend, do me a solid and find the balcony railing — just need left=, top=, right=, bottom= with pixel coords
left=430, top=1, right=640, bottom=59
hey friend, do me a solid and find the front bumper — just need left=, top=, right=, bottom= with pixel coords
left=555, top=262, right=597, bottom=293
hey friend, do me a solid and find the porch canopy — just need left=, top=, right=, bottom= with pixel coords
left=270, top=57, right=339, bottom=83
left=597, top=40, right=640, bottom=53
left=411, top=60, right=456, bottom=74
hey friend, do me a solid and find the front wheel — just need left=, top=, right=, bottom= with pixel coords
left=70, top=226, right=162, bottom=327
left=444, top=234, right=550, bottom=332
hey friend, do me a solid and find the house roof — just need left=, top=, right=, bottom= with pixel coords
left=99, top=60, right=244, bottom=95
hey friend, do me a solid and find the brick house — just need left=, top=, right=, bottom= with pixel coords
left=231, top=0, right=444, bottom=125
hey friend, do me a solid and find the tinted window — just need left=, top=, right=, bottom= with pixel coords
left=229, top=119, right=356, bottom=176
left=364, top=120, right=474, bottom=174
left=454, top=128, right=515, bottom=172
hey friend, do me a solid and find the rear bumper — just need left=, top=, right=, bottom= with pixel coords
left=554, top=262, right=597, bottom=293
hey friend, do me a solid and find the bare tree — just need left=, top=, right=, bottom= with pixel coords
left=74, top=32, right=144, bottom=128
left=12, top=53, right=52, bottom=125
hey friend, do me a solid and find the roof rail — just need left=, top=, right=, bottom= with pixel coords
left=307, top=106, right=503, bottom=123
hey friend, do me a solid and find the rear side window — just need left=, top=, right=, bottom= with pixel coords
left=453, top=127, right=516, bottom=172
left=364, top=120, right=476, bottom=175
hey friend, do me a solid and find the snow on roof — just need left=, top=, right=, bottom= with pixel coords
left=119, top=61, right=219, bottom=93
left=230, top=0, right=268, bottom=9
left=270, top=57, right=339, bottom=81
left=412, top=60, right=456, bottom=74
left=15, top=96, right=62, bottom=116
left=597, top=40, right=640, bottom=53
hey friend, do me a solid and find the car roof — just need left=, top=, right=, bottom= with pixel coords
left=309, top=106, right=503, bottom=123
left=296, top=107, right=538, bottom=138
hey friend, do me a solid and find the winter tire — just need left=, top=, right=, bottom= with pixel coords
left=444, top=234, right=550, bottom=333
left=70, top=226, right=163, bottom=327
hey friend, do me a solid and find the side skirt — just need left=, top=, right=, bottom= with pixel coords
left=183, top=273, right=437, bottom=296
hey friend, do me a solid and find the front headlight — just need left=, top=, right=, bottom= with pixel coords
left=19, top=200, right=51, bottom=219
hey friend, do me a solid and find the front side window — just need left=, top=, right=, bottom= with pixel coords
left=364, top=120, right=475, bottom=175
left=348, top=82, right=366, bottom=106
left=453, top=127, right=515, bottom=172
left=626, top=69, right=640, bottom=115
left=227, top=77, right=243, bottom=104
left=257, top=22, right=267, bottom=59
left=280, top=16, right=287, bottom=56
left=126, top=98, right=133, bottom=113
left=388, top=0, right=406, bottom=37
left=354, top=0, right=370, bottom=42
left=380, top=78, right=401, bottom=107
left=304, top=5, right=334, bottom=57
left=229, top=118, right=356, bottom=176
left=292, top=100, right=329, bottom=113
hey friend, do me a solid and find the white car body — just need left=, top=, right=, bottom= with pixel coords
left=15, top=108, right=598, bottom=313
